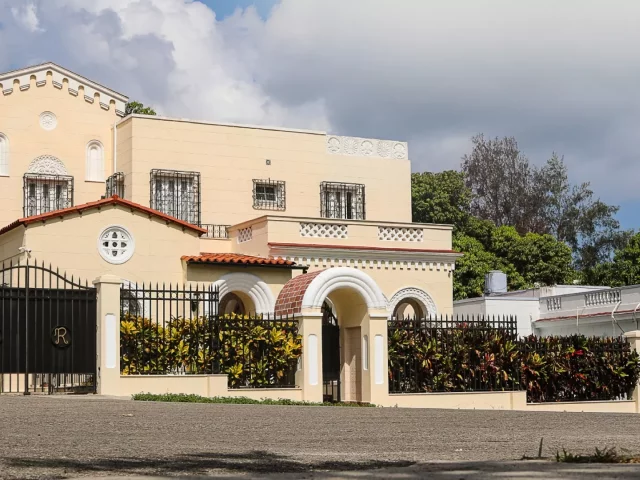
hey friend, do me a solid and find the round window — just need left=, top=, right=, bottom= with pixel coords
left=97, top=226, right=135, bottom=264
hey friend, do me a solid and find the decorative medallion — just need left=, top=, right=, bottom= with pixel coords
left=360, top=140, right=374, bottom=156
left=327, top=136, right=341, bottom=154
left=342, top=137, right=360, bottom=155
left=39, top=111, right=57, bottom=131
left=98, top=226, right=135, bottom=265
left=393, top=142, right=407, bottom=159
left=51, top=326, right=71, bottom=349
left=377, top=140, right=393, bottom=158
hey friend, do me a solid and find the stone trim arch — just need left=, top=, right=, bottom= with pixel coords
left=388, top=287, right=437, bottom=318
left=212, top=272, right=275, bottom=315
left=27, top=155, right=69, bottom=175
left=274, top=268, right=386, bottom=315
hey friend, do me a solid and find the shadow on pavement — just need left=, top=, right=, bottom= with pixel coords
left=4, top=450, right=414, bottom=478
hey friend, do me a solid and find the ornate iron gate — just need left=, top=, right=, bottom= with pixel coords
left=0, top=261, right=97, bottom=394
left=322, top=303, right=341, bottom=402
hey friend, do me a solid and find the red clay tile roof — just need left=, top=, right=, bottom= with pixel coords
left=182, top=253, right=298, bottom=267
left=268, top=242, right=459, bottom=254
left=274, top=270, right=324, bottom=316
left=0, top=195, right=207, bottom=236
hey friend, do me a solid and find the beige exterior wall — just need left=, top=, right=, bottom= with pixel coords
left=0, top=73, right=120, bottom=228
left=116, top=116, right=412, bottom=226
left=0, top=228, right=25, bottom=263
left=18, top=206, right=201, bottom=284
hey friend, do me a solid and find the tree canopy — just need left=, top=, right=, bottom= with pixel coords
left=125, top=101, right=157, bottom=116
left=412, top=135, right=631, bottom=300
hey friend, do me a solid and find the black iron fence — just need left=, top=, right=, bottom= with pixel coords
left=388, top=315, right=520, bottom=394
left=201, top=224, right=230, bottom=239
left=120, top=283, right=301, bottom=388
left=23, top=174, right=74, bottom=217
left=106, top=172, right=124, bottom=198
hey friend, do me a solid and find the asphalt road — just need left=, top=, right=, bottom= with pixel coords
left=2, top=395, right=640, bottom=479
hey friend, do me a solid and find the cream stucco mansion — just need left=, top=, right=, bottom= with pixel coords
left=0, top=63, right=459, bottom=403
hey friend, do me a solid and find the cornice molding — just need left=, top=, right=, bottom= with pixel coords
left=326, top=135, right=408, bottom=160
left=0, top=62, right=128, bottom=116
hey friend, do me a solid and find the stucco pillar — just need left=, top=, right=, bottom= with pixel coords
left=624, top=330, right=640, bottom=413
left=298, top=314, right=323, bottom=403
left=362, top=310, right=389, bottom=406
left=93, top=274, right=122, bottom=396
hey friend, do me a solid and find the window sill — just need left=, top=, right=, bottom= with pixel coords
left=85, top=179, right=105, bottom=184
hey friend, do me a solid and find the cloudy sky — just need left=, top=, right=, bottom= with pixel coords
left=1, top=1, right=639, bottom=227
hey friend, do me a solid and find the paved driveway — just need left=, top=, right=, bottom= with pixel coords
left=2, top=395, right=640, bottom=479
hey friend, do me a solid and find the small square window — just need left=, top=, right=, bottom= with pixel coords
left=253, top=179, right=285, bottom=210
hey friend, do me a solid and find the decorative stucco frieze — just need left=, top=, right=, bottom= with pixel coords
left=0, top=62, right=128, bottom=116
left=27, top=155, right=69, bottom=176
left=326, top=135, right=408, bottom=160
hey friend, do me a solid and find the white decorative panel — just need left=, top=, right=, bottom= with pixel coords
left=237, top=227, right=253, bottom=243
left=308, top=334, right=318, bottom=386
left=27, top=155, right=69, bottom=175
left=300, top=222, right=348, bottom=239
left=585, top=289, right=622, bottom=307
left=374, top=335, right=384, bottom=385
left=378, top=226, right=424, bottom=242
left=105, top=314, right=117, bottom=369
left=326, top=135, right=408, bottom=159
left=546, top=297, right=562, bottom=311
left=39, top=111, right=57, bottom=131
left=362, top=335, right=369, bottom=371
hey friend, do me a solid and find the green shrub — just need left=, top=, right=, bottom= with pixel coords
left=132, top=392, right=375, bottom=407
left=120, top=314, right=302, bottom=389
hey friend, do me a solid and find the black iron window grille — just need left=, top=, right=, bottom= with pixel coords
left=252, top=179, right=286, bottom=210
left=320, top=182, right=365, bottom=220
left=23, top=174, right=74, bottom=217
left=150, top=169, right=201, bottom=225
left=105, top=172, right=124, bottom=197
left=201, top=224, right=230, bottom=239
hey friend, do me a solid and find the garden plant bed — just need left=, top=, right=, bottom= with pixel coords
left=132, top=392, right=376, bottom=407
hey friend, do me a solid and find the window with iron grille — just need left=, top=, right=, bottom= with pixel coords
left=106, top=172, right=125, bottom=197
left=320, top=182, right=365, bottom=220
left=150, top=169, right=201, bottom=225
left=252, top=179, right=286, bottom=210
left=23, top=174, right=74, bottom=217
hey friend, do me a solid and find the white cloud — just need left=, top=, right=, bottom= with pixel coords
left=1, top=0, right=640, bottom=210
left=11, top=3, right=43, bottom=33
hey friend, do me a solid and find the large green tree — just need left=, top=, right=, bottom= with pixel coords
left=461, top=134, right=628, bottom=270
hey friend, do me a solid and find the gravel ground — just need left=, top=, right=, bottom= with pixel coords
left=2, top=395, right=640, bottom=479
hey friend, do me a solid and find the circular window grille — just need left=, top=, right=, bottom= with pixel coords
left=97, top=226, right=135, bottom=265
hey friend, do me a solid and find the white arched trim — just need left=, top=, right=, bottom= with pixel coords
left=86, top=140, right=104, bottom=181
left=0, top=133, right=8, bottom=176
left=212, top=272, right=275, bottom=315
left=388, top=287, right=438, bottom=318
left=27, top=155, right=69, bottom=175
left=301, top=267, right=387, bottom=311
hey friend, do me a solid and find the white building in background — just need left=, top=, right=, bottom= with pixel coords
left=454, top=271, right=640, bottom=337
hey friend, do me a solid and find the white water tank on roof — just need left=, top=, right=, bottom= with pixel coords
left=485, top=270, right=507, bottom=296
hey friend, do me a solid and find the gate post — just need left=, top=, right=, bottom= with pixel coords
left=624, top=331, right=640, bottom=413
left=93, top=275, right=122, bottom=395
left=298, top=313, right=323, bottom=403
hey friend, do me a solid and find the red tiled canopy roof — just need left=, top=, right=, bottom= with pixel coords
left=182, top=253, right=298, bottom=267
left=274, top=270, right=324, bottom=315
left=0, top=195, right=207, bottom=236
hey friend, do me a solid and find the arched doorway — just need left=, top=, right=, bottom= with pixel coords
left=274, top=268, right=387, bottom=403
left=219, top=292, right=255, bottom=316
left=321, top=299, right=340, bottom=402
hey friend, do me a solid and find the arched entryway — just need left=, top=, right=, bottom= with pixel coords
left=275, top=268, right=386, bottom=403
left=212, top=272, right=275, bottom=315
left=388, top=287, right=437, bottom=319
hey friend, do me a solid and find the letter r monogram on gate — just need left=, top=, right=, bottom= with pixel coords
left=51, top=326, right=71, bottom=348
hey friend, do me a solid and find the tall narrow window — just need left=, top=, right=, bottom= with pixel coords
left=320, top=182, right=365, bottom=220
left=86, top=140, right=104, bottom=181
left=0, top=133, right=8, bottom=176
left=150, top=169, right=201, bottom=225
